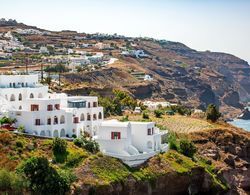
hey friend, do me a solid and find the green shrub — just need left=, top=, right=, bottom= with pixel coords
left=206, top=104, right=221, bottom=122
left=120, top=115, right=129, bottom=122
left=16, top=140, right=24, bottom=148
left=0, top=169, right=27, bottom=191
left=142, top=111, right=149, bottom=119
left=52, top=138, right=67, bottom=154
left=65, top=152, right=84, bottom=168
left=19, top=157, right=71, bottom=194
left=52, top=138, right=68, bottom=163
left=154, top=109, right=163, bottom=118
left=170, top=105, right=191, bottom=116
left=74, top=137, right=99, bottom=153
left=168, top=132, right=178, bottom=150
left=17, top=125, right=25, bottom=133
left=179, top=139, right=197, bottom=158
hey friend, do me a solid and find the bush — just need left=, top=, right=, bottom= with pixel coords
left=74, top=137, right=99, bottom=153
left=206, top=104, right=221, bottom=122
left=168, top=132, right=178, bottom=150
left=154, top=110, right=163, bottom=118
left=142, top=111, right=149, bottom=119
left=52, top=138, right=67, bottom=154
left=16, top=140, right=24, bottom=148
left=17, top=125, right=25, bottom=133
left=120, top=115, right=129, bottom=122
left=179, top=139, right=197, bottom=158
left=170, top=105, right=191, bottom=116
left=0, top=169, right=28, bottom=191
left=65, top=152, right=85, bottom=168
left=52, top=138, right=68, bottom=163
left=19, top=157, right=71, bottom=194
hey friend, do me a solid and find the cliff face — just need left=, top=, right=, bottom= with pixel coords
left=191, top=127, right=250, bottom=194
left=62, top=40, right=250, bottom=117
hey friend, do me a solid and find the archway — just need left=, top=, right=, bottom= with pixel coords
left=30, top=93, right=34, bottom=99
left=40, top=130, right=45, bottom=136
left=53, top=130, right=59, bottom=137
left=60, top=129, right=66, bottom=137
left=10, top=94, right=15, bottom=101
left=46, top=130, right=51, bottom=137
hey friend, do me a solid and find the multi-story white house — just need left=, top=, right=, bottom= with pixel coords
left=0, top=74, right=103, bottom=137
left=0, top=74, right=168, bottom=166
left=95, top=120, right=168, bottom=166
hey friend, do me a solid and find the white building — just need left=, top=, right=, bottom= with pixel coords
left=39, top=46, right=49, bottom=54
left=95, top=120, right=168, bottom=166
left=0, top=74, right=103, bottom=137
left=143, top=101, right=171, bottom=110
left=0, top=74, right=168, bottom=166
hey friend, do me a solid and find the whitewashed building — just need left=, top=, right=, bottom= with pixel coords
left=0, top=74, right=103, bottom=137
left=0, top=74, right=168, bottom=166
left=95, top=120, right=168, bottom=166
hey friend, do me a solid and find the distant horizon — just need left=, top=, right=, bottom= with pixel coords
left=1, top=0, right=250, bottom=63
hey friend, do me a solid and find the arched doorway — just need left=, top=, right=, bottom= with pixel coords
left=40, top=130, right=45, bottom=136
left=60, top=129, right=66, bottom=137
left=53, top=130, right=59, bottom=137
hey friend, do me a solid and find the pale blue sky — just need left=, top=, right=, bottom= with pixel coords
left=1, top=0, right=250, bottom=62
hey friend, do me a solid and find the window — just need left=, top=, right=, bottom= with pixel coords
left=47, top=104, right=53, bottom=111
left=31, top=104, right=39, bottom=111
left=98, top=112, right=102, bottom=119
left=30, top=93, right=34, bottom=98
left=87, top=113, right=91, bottom=121
left=35, top=119, right=40, bottom=126
left=111, top=132, right=121, bottom=140
left=18, top=93, right=22, bottom=101
left=55, top=104, right=60, bottom=110
left=60, top=115, right=65, bottom=124
left=93, top=114, right=97, bottom=120
left=80, top=113, right=84, bottom=121
left=88, top=102, right=91, bottom=108
left=93, top=102, right=97, bottom=107
left=47, top=118, right=51, bottom=125
left=54, top=116, right=58, bottom=125
left=10, top=94, right=15, bottom=101
left=147, top=128, right=152, bottom=135
left=73, top=117, right=79, bottom=124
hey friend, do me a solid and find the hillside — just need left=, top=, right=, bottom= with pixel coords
left=1, top=114, right=250, bottom=194
left=0, top=20, right=250, bottom=118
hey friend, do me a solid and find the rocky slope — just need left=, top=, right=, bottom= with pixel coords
left=1, top=20, right=250, bottom=117
left=63, top=40, right=250, bottom=118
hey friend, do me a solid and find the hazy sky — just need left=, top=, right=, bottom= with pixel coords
left=1, top=0, right=250, bottom=63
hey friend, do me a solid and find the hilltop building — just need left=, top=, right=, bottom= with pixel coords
left=0, top=74, right=168, bottom=166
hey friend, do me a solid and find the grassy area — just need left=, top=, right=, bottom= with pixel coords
left=111, top=113, right=222, bottom=133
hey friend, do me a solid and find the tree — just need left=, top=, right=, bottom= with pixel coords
left=20, top=157, right=70, bottom=194
left=52, top=138, right=68, bottom=163
left=179, top=139, right=197, bottom=158
left=154, top=109, right=163, bottom=118
left=142, top=111, right=149, bottom=119
left=206, top=104, right=221, bottom=122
